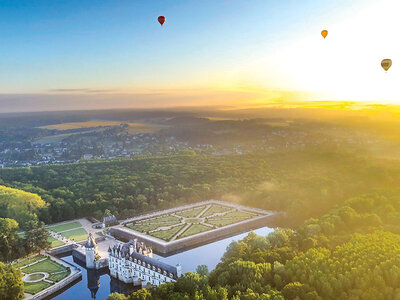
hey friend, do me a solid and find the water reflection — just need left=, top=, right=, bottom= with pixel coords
left=52, top=226, right=273, bottom=300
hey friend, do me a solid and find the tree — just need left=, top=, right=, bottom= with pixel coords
left=23, top=221, right=51, bottom=254
left=196, top=264, right=209, bottom=276
left=0, top=262, right=24, bottom=300
left=128, top=289, right=151, bottom=300
left=107, top=293, right=127, bottom=300
left=0, top=218, right=19, bottom=262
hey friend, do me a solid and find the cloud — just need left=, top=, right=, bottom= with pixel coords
left=48, top=88, right=117, bottom=94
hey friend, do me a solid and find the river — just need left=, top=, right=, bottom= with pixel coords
left=51, top=226, right=274, bottom=300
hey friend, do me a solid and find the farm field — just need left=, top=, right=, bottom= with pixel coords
left=124, top=202, right=266, bottom=242
left=38, top=121, right=169, bottom=133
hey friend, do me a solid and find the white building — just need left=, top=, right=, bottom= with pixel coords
left=85, top=233, right=98, bottom=269
left=108, top=239, right=182, bottom=287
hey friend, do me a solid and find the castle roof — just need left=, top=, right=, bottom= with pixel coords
left=85, top=233, right=97, bottom=248
left=110, top=240, right=178, bottom=279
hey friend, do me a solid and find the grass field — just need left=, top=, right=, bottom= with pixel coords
left=184, top=218, right=202, bottom=224
left=23, top=258, right=67, bottom=274
left=175, top=206, right=206, bottom=218
left=180, top=224, right=211, bottom=238
left=38, top=121, right=168, bottom=134
left=48, top=221, right=82, bottom=233
left=28, top=273, right=45, bottom=281
left=151, top=224, right=186, bottom=241
left=202, top=205, right=232, bottom=217
left=48, top=236, right=64, bottom=248
left=24, top=281, right=53, bottom=295
left=14, top=255, right=46, bottom=269
left=60, top=228, right=88, bottom=241
left=47, top=269, right=71, bottom=282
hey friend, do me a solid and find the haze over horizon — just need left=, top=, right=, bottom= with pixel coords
left=1, top=0, right=399, bottom=113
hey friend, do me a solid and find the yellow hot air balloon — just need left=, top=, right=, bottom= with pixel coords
left=321, top=30, right=328, bottom=39
left=381, top=59, right=392, bottom=71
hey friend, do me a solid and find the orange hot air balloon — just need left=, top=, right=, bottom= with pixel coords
left=321, top=30, right=328, bottom=39
left=381, top=59, right=392, bottom=71
left=158, top=16, right=166, bottom=26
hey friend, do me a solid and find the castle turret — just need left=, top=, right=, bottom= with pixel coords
left=85, top=233, right=98, bottom=269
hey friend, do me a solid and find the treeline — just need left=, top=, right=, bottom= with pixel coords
left=119, top=190, right=400, bottom=300
left=2, top=150, right=400, bottom=227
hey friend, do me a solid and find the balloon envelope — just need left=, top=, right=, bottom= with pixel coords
left=321, top=30, right=328, bottom=39
left=381, top=59, right=392, bottom=71
left=158, top=16, right=166, bottom=26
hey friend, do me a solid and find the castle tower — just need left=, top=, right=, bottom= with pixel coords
left=85, top=233, right=98, bottom=269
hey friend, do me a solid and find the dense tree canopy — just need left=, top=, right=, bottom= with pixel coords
left=0, top=185, right=46, bottom=230
left=0, top=262, right=24, bottom=300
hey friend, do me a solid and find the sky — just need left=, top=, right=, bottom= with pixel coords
left=0, top=0, right=399, bottom=112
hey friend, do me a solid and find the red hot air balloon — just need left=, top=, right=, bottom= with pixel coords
left=158, top=16, right=166, bottom=26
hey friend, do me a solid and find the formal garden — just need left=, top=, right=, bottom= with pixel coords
left=125, top=203, right=262, bottom=242
left=15, top=255, right=71, bottom=295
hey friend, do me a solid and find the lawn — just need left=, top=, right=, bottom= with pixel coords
left=221, top=210, right=257, bottom=219
left=150, top=224, right=186, bottom=241
left=202, top=205, right=232, bottom=217
left=23, top=258, right=67, bottom=274
left=48, top=236, right=64, bottom=248
left=27, top=274, right=45, bottom=281
left=184, top=218, right=202, bottom=224
left=60, top=228, right=88, bottom=241
left=175, top=206, right=206, bottom=218
left=47, top=269, right=71, bottom=282
left=206, top=217, right=250, bottom=227
left=149, top=214, right=181, bottom=225
left=126, top=222, right=164, bottom=233
left=14, top=255, right=46, bottom=269
left=179, top=224, right=211, bottom=238
left=48, top=221, right=82, bottom=233
left=24, top=281, right=53, bottom=295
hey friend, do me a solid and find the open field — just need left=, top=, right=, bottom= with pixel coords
left=38, top=121, right=169, bottom=134
left=60, top=228, right=88, bottom=241
left=23, top=258, right=67, bottom=274
left=123, top=201, right=266, bottom=242
left=34, top=129, right=102, bottom=144
left=24, top=281, right=53, bottom=295
left=48, top=221, right=82, bottom=233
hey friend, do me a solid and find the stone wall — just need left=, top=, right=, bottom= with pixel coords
left=110, top=212, right=281, bottom=255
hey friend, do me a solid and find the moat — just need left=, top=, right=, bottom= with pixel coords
left=50, top=226, right=274, bottom=300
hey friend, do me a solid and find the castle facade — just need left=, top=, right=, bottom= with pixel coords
left=108, top=239, right=182, bottom=287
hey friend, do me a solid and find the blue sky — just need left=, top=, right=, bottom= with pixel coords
left=2, top=0, right=397, bottom=112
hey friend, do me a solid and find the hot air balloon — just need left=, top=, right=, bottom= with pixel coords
left=381, top=59, right=392, bottom=71
left=158, top=16, right=166, bottom=26
left=321, top=30, right=328, bottom=39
